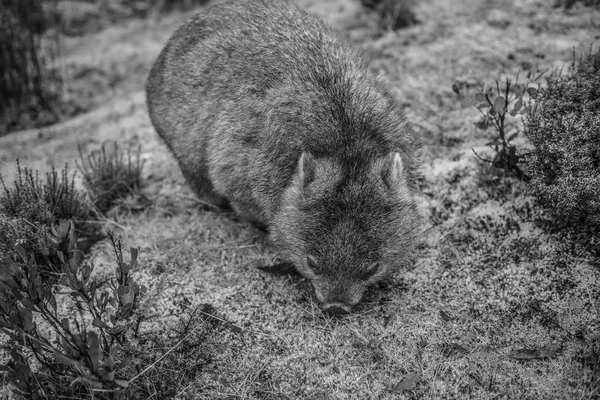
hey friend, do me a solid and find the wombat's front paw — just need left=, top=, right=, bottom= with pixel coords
left=255, top=261, right=297, bottom=276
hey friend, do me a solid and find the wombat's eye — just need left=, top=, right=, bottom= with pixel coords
left=363, top=262, right=380, bottom=280
left=307, top=255, right=322, bottom=275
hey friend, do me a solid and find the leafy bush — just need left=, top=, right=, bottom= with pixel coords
left=77, top=142, right=145, bottom=214
left=453, top=71, right=544, bottom=181
left=0, top=221, right=145, bottom=398
left=0, top=162, right=98, bottom=270
left=524, top=49, right=600, bottom=228
left=1, top=162, right=90, bottom=225
left=0, top=220, right=231, bottom=399
left=360, top=0, right=418, bottom=31
left=1, top=149, right=146, bottom=272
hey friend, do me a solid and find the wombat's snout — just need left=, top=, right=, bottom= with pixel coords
left=323, top=303, right=352, bottom=315
left=312, top=282, right=364, bottom=315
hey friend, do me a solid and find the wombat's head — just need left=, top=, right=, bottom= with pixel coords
left=271, top=151, right=419, bottom=314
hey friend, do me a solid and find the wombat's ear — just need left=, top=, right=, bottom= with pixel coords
left=298, top=152, right=316, bottom=188
left=380, top=152, right=406, bottom=190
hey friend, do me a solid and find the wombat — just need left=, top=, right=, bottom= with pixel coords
left=146, top=0, right=420, bottom=313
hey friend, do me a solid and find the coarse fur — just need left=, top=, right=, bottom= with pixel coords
left=146, top=0, right=421, bottom=313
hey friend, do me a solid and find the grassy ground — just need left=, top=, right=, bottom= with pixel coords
left=1, top=0, right=599, bottom=398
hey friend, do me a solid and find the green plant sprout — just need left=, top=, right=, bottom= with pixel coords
left=453, top=69, right=546, bottom=181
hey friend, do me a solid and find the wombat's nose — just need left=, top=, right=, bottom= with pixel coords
left=323, top=304, right=351, bottom=315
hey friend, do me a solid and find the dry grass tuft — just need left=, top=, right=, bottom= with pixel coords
left=77, top=141, right=145, bottom=214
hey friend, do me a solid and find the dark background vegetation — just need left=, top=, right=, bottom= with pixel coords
left=0, top=0, right=210, bottom=135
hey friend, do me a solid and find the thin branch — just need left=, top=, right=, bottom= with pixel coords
left=127, top=321, right=204, bottom=385
left=472, top=148, right=493, bottom=163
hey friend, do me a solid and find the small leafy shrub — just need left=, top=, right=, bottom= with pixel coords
left=77, top=142, right=145, bottom=214
left=0, top=221, right=145, bottom=398
left=0, top=215, right=54, bottom=270
left=0, top=162, right=98, bottom=269
left=524, top=49, right=600, bottom=228
left=0, top=220, right=231, bottom=399
left=360, top=0, right=418, bottom=31
left=453, top=71, right=544, bottom=181
left=0, top=162, right=90, bottom=225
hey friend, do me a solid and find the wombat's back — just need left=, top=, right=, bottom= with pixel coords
left=147, top=1, right=361, bottom=210
left=147, top=0, right=343, bottom=114
left=146, top=0, right=417, bottom=221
